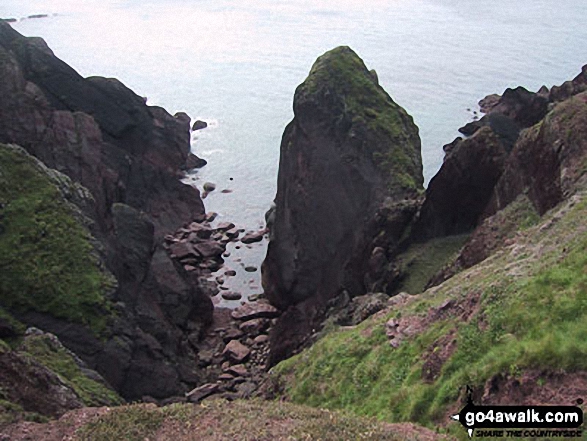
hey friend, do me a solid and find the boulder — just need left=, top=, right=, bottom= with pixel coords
left=241, top=230, right=266, bottom=244
left=231, top=303, right=279, bottom=321
left=238, top=318, right=269, bottom=335
left=222, top=340, right=251, bottom=363
left=193, top=240, right=225, bottom=258
left=221, top=291, right=242, bottom=301
left=186, top=383, right=219, bottom=403
left=203, top=182, right=216, bottom=192
left=192, top=120, right=208, bottom=131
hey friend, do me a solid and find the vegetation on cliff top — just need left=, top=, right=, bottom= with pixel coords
left=297, top=46, right=423, bottom=193
left=76, top=399, right=444, bottom=441
left=272, top=185, right=587, bottom=437
left=0, top=143, right=115, bottom=334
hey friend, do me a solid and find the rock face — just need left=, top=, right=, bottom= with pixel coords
left=0, top=22, right=213, bottom=400
left=412, top=127, right=509, bottom=240
left=262, top=46, right=422, bottom=364
left=419, top=66, right=587, bottom=288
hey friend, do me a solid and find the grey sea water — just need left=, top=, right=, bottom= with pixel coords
left=3, top=0, right=587, bottom=302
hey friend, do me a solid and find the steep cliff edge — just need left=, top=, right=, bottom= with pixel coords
left=262, top=46, right=423, bottom=364
left=0, top=20, right=213, bottom=401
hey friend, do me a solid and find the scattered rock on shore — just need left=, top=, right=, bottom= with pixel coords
left=192, top=120, right=208, bottom=130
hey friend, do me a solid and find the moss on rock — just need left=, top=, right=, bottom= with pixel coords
left=295, top=46, right=423, bottom=193
left=0, top=143, right=115, bottom=334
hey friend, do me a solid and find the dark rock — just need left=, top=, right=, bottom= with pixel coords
left=549, top=65, right=587, bottom=102
left=224, top=269, right=237, bottom=277
left=192, top=120, right=208, bottom=131
left=412, top=127, right=509, bottom=240
left=222, top=340, right=251, bottom=363
left=221, top=291, right=242, bottom=301
left=0, top=22, right=212, bottom=401
left=486, top=90, right=587, bottom=217
left=185, top=153, right=207, bottom=169
left=0, top=317, right=19, bottom=339
left=241, top=230, right=265, bottom=244
left=206, top=212, right=218, bottom=222
left=262, top=46, right=421, bottom=305
left=244, top=265, right=257, bottom=272
left=223, top=328, right=244, bottom=342
left=231, top=303, right=279, bottom=321
left=186, top=383, right=219, bottom=403
left=203, top=182, right=216, bottom=192
left=262, top=46, right=422, bottom=363
left=478, top=93, right=501, bottom=114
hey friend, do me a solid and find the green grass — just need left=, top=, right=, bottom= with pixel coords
left=0, top=144, right=115, bottom=334
left=272, top=192, right=587, bottom=430
left=20, top=333, right=123, bottom=407
left=394, top=234, right=470, bottom=294
left=298, top=46, right=423, bottom=193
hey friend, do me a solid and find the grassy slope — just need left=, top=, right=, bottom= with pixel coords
left=272, top=186, right=587, bottom=436
left=0, top=143, right=114, bottom=334
left=74, top=400, right=446, bottom=441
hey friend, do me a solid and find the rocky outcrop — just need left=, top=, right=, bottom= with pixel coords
left=262, top=46, right=423, bottom=364
left=0, top=21, right=213, bottom=401
left=0, top=328, right=122, bottom=426
left=420, top=67, right=587, bottom=288
left=412, top=127, right=509, bottom=240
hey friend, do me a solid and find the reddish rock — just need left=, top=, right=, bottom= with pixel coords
left=238, top=318, right=269, bottom=335
left=253, top=334, right=269, bottom=345
left=186, top=383, right=219, bottom=403
left=169, top=242, right=198, bottom=259
left=193, top=240, right=225, bottom=258
left=216, top=222, right=235, bottom=231
left=222, top=340, right=251, bottom=363
left=225, top=227, right=240, bottom=239
left=241, top=230, right=266, bottom=244
left=223, top=328, right=244, bottom=342
left=227, top=364, right=248, bottom=377
left=231, top=303, right=279, bottom=321
left=188, top=222, right=213, bottom=239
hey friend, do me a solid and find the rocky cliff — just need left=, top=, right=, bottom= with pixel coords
left=262, top=46, right=423, bottom=364
left=268, top=65, right=587, bottom=433
left=0, top=20, right=213, bottom=402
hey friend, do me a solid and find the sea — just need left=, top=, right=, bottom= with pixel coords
left=2, top=0, right=586, bottom=303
